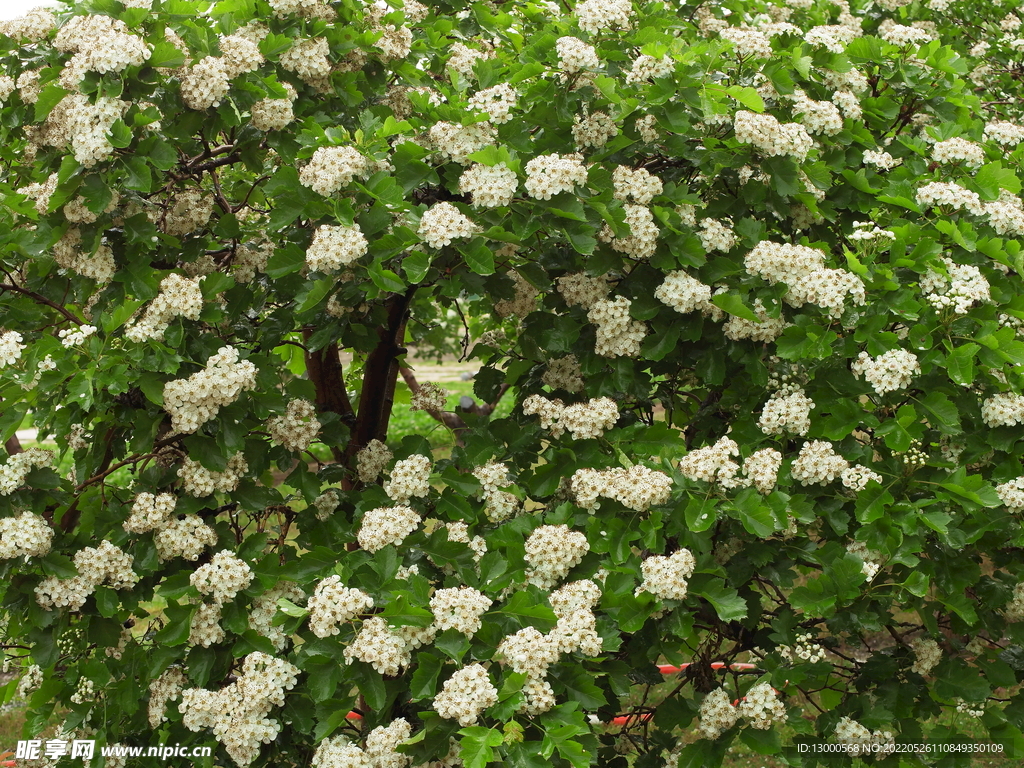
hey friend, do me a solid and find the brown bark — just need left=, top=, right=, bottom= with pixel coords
left=303, top=338, right=355, bottom=464
left=342, top=287, right=417, bottom=468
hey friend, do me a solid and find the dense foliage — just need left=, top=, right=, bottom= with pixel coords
left=3, top=0, right=1024, bottom=765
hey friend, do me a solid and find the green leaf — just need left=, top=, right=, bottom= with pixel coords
left=295, top=279, right=333, bottom=314
left=93, top=586, right=119, bottom=618
left=368, top=259, right=407, bottom=293
left=458, top=726, right=504, bottom=768
left=410, top=652, right=444, bottom=701
left=380, top=593, right=434, bottom=627
left=724, top=85, right=765, bottom=113
left=692, top=578, right=747, bottom=621
left=711, top=292, right=759, bottom=323
left=463, top=237, right=495, bottom=275
left=498, top=590, right=558, bottom=631
left=149, top=40, right=187, bottom=69
left=946, top=343, right=979, bottom=386
left=976, top=161, right=1021, bottom=197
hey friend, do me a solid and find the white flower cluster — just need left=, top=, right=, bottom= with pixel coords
left=698, top=218, right=737, bottom=252
left=996, top=477, right=1024, bottom=512
left=148, top=667, right=187, bottom=727
left=910, top=637, right=942, bottom=676
left=162, top=189, right=214, bottom=237
left=472, top=462, right=520, bottom=522
left=524, top=153, right=588, bottom=199
left=358, top=505, right=421, bottom=552
left=777, top=633, right=826, bottom=664
left=549, top=579, right=603, bottom=658
left=697, top=688, right=739, bottom=739
left=124, top=491, right=178, bottom=533
left=180, top=652, right=299, bottom=767
left=459, top=162, right=518, bottom=208
left=191, top=550, right=253, bottom=603
left=636, top=113, right=659, bottom=142
left=791, top=441, right=849, bottom=485
left=720, top=27, right=773, bottom=58
left=573, top=110, right=619, bottom=149
left=308, top=576, right=374, bottom=637
left=431, top=586, right=493, bottom=635
left=17, top=663, right=43, bottom=700
left=0, top=7, right=56, bottom=42
left=575, top=0, right=633, bottom=33
left=163, top=347, right=258, bottom=433
left=155, top=516, right=218, bottom=561
left=851, top=349, right=920, bottom=395
left=679, top=437, right=745, bottom=488
left=745, top=241, right=866, bottom=318
left=847, top=541, right=883, bottom=581
left=306, top=223, right=369, bottom=271
left=383, top=454, right=432, bottom=503
left=920, top=258, right=991, bottom=314
left=441, top=521, right=488, bottom=562
left=36, top=540, right=138, bottom=611
left=0, top=331, right=25, bottom=367
left=494, top=270, right=539, bottom=318
left=654, top=271, right=713, bottom=315
left=0, top=511, right=53, bottom=558
left=599, top=204, right=660, bottom=259
left=447, top=42, right=493, bottom=77
left=410, top=382, right=448, bottom=413
left=268, top=399, right=321, bottom=452
left=191, top=600, right=227, bottom=647
left=178, top=453, right=248, bottom=497
left=357, top=440, right=394, bottom=483
left=840, top=465, right=883, bottom=492
left=59, top=323, right=98, bottom=348
left=984, top=120, right=1024, bottom=146
left=849, top=221, right=896, bottom=242
left=737, top=682, right=787, bottom=729
left=428, top=121, right=496, bottom=164
left=543, top=355, right=584, bottom=393
left=984, top=194, right=1024, bottom=237
left=612, top=166, right=662, bottom=205
left=588, top=296, right=648, bottom=357
left=723, top=298, right=789, bottom=342
left=637, top=549, right=696, bottom=600
left=468, top=83, right=517, bottom=124
left=570, top=465, right=673, bottom=512
left=523, top=394, right=619, bottom=439
left=1005, top=582, right=1024, bottom=622
left=863, top=149, right=901, bottom=170
left=299, top=147, right=371, bottom=196
left=249, top=582, right=305, bottom=650
left=53, top=14, right=150, bottom=77
left=418, top=202, right=478, bottom=248
left=180, top=56, right=232, bottom=111
left=313, top=489, right=340, bottom=521
left=734, top=111, right=814, bottom=161
left=557, top=272, right=610, bottom=309
left=834, top=717, right=896, bottom=757
left=314, top=720, right=413, bottom=768
left=916, top=182, right=984, bottom=215
left=982, top=393, right=1024, bottom=427
left=932, top=137, right=985, bottom=167
left=759, top=388, right=814, bottom=435
left=556, top=36, right=599, bottom=73
left=126, top=273, right=204, bottom=342
left=0, top=448, right=54, bottom=495
left=251, top=82, right=297, bottom=131
left=525, top=524, right=589, bottom=589
left=789, top=90, right=844, bottom=136
left=744, top=448, right=782, bottom=494
left=880, top=23, right=933, bottom=46
left=432, top=664, right=498, bottom=726
left=625, top=53, right=674, bottom=83
left=280, top=37, right=331, bottom=87
left=343, top=616, right=412, bottom=675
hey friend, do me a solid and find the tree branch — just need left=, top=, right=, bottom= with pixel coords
left=0, top=283, right=82, bottom=325
left=304, top=338, right=355, bottom=464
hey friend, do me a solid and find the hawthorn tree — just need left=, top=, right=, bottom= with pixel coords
left=2, top=0, right=1024, bottom=765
